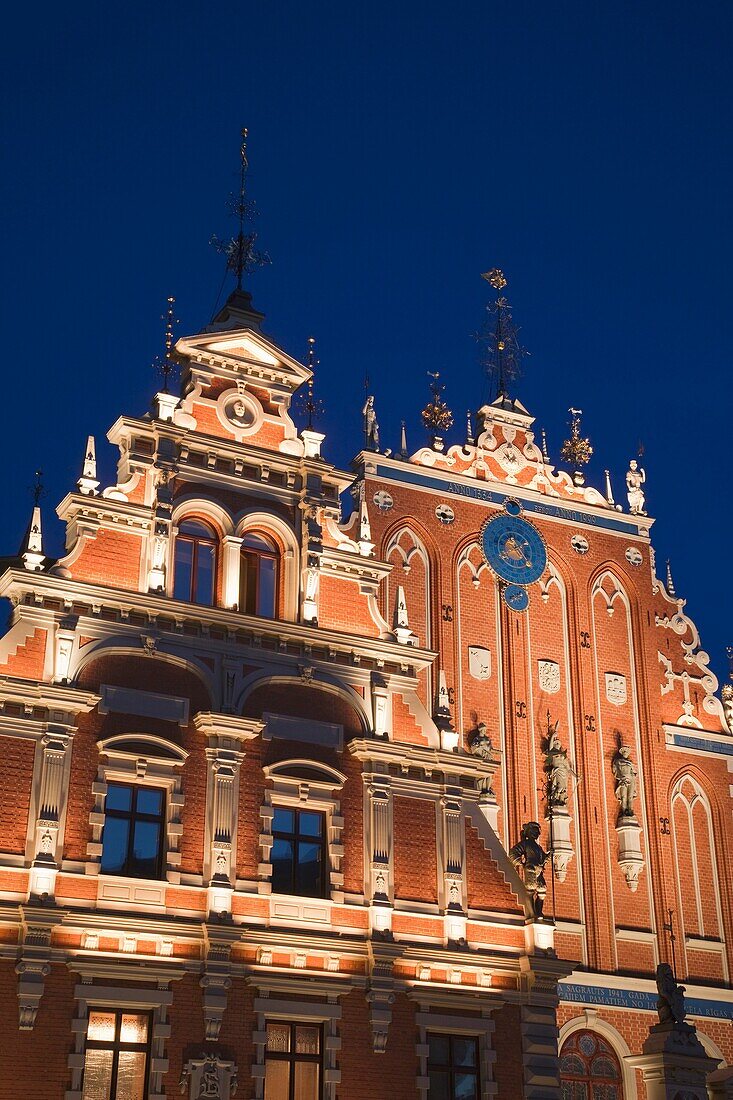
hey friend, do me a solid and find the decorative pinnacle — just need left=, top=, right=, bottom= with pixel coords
left=665, top=560, right=676, bottom=597
left=210, top=127, right=271, bottom=291
left=421, top=371, right=454, bottom=449
left=298, top=336, right=324, bottom=431
left=477, top=269, right=527, bottom=400
left=560, top=408, right=593, bottom=483
left=154, top=296, right=179, bottom=393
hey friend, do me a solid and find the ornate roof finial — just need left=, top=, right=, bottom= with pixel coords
left=298, top=336, right=324, bottom=432
left=665, top=560, right=676, bottom=597
left=604, top=469, right=615, bottom=507
left=211, top=127, right=271, bottom=293
left=78, top=436, right=99, bottom=497
left=560, top=408, right=593, bottom=485
left=153, top=296, right=179, bottom=393
left=540, top=428, right=550, bottom=462
left=421, top=372, right=453, bottom=451
left=478, top=269, right=528, bottom=402
left=465, top=410, right=475, bottom=447
left=399, top=420, right=408, bottom=459
left=23, top=471, right=46, bottom=572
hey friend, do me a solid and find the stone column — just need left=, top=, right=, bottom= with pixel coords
left=367, top=780, right=393, bottom=937
left=29, top=730, right=73, bottom=899
left=441, top=788, right=466, bottom=944
left=221, top=536, right=245, bottom=610
left=626, top=1018, right=719, bottom=1099
left=205, top=744, right=245, bottom=915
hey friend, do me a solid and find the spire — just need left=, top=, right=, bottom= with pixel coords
left=665, top=560, right=676, bottom=597
left=399, top=420, right=408, bottom=459
left=210, top=128, right=271, bottom=324
left=153, top=296, right=179, bottom=394
left=540, top=428, right=550, bottom=462
left=421, top=372, right=453, bottom=451
left=392, top=586, right=414, bottom=645
left=478, top=269, right=528, bottom=402
left=604, top=469, right=615, bottom=507
left=560, top=408, right=593, bottom=485
left=22, top=471, right=45, bottom=572
left=358, top=496, right=374, bottom=558
left=299, top=337, right=324, bottom=432
left=77, top=436, right=99, bottom=496
left=465, top=410, right=475, bottom=447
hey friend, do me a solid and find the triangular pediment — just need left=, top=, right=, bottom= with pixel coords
left=176, top=326, right=311, bottom=392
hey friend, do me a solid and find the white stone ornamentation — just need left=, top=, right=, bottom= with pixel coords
left=468, top=646, right=491, bottom=681
left=435, top=503, right=455, bottom=525
left=605, top=672, right=628, bottom=706
left=538, top=659, right=560, bottom=695
left=373, top=489, right=394, bottom=512
left=571, top=534, right=589, bottom=555
left=179, top=1052, right=238, bottom=1098
left=625, top=546, right=643, bottom=567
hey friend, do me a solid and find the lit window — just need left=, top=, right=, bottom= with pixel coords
left=271, top=807, right=327, bottom=898
left=264, top=1021, right=321, bottom=1100
left=173, top=519, right=217, bottom=605
left=240, top=532, right=279, bottom=618
left=559, top=1030, right=623, bottom=1099
left=82, top=1009, right=151, bottom=1100
left=427, top=1033, right=479, bottom=1099
left=100, top=783, right=165, bottom=880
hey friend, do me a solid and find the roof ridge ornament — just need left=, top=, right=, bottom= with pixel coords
left=421, top=371, right=453, bottom=451
left=560, top=407, right=593, bottom=485
left=22, top=471, right=46, bottom=572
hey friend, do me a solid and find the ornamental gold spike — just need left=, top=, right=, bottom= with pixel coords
left=482, top=268, right=507, bottom=291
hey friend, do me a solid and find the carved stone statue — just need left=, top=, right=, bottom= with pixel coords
left=655, top=962, right=687, bottom=1027
left=468, top=721, right=495, bottom=795
left=612, top=744, right=638, bottom=817
left=543, top=721, right=573, bottom=808
left=626, top=459, right=646, bottom=515
left=509, top=821, right=549, bottom=918
left=362, top=395, right=380, bottom=451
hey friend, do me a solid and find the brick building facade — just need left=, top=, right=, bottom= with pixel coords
left=0, top=280, right=731, bottom=1099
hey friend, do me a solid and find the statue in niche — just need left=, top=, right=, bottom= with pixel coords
left=468, top=721, right=495, bottom=795
left=362, top=395, right=380, bottom=451
left=655, top=963, right=687, bottom=1027
left=509, top=821, right=549, bottom=918
left=612, top=743, right=638, bottom=817
left=543, top=717, right=574, bottom=808
left=626, top=459, right=646, bottom=515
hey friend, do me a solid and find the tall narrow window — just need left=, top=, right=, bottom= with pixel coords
left=427, top=1033, right=479, bottom=1099
left=240, top=532, right=279, bottom=618
left=559, top=1030, right=623, bottom=1099
left=82, top=1009, right=151, bottom=1100
left=100, top=783, right=165, bottom=879
left=264, top=1021, right=321, bottom=1100
left=271, top=807, right=327, bottom=898
left=173, top=519, right=217, bottom=605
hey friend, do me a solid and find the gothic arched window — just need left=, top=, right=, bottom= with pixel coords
left=240, top=532, right=279, bottom=618
left=559, top=1030, right=624, bottom=1100
left=173, top=519, right=217, bottom=606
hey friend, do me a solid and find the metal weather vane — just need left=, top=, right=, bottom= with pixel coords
left=152, top=296, right=179, bottom=393
left=29, top=469, right=45, bottom=507
left=210, top=128, right=271, bottom=290
left=478, top=268, right=528, bottom=400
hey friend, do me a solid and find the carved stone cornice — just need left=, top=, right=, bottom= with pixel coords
left=348, top=737, right=499, bottom=787
left=194, top=712, right=264, bottom=743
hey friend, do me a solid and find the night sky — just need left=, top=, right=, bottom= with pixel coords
left=1, top=2, right=731, bottom=682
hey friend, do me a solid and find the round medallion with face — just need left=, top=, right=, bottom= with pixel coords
left=481, top=513, right=547, bottom=586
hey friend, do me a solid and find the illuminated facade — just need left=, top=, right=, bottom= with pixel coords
left=0, top=278, right=731, bottom=1100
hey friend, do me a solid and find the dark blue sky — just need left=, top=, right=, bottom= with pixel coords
left=2, top=2, right=731, bottom=682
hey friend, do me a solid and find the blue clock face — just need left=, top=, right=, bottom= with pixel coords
left=503, top=584, right=529, bottom=612
left=481, top=513, right=547, bottom=586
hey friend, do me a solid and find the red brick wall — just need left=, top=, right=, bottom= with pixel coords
left=393, top=797, right=437, bottom=904
left=338, top=991, right=419, bottom=1099
left=69, top=528, right=144, bottom=590
left=0, top=963, right=75, bottom=1099
left=0, top=735, right=35, bottom=854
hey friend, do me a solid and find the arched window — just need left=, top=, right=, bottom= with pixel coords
left=173, top=519, right=217, bottom=605
left=240, top=532, right=279, bottom=618
left=559, top=1030, right=624, bottom=1099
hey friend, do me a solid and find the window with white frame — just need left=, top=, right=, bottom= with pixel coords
left=259, top=760, right=346, bottom=905
left=88, top=735, right=187, bottom=889
left=80, top=1008, right=152, bottom=1100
